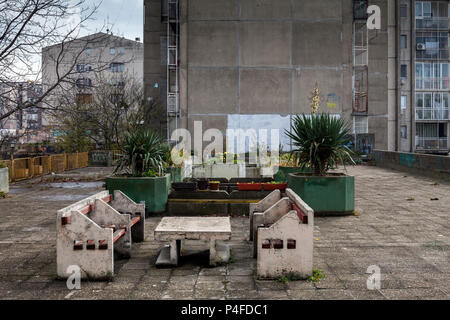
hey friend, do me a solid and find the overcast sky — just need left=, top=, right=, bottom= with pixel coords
left=85, top=0, right=143, bottom=40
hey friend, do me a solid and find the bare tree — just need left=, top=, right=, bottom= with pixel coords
left=0, top=0, right=102, bottom=123
left=52, top=72, right=158, bottom=151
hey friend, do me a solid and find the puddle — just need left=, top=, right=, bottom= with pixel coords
left=34, top=194, right=93, bottom=202
left=44, top=182, right=104, bottom=189
left=23, top=227, right=46, bottom=232
left=8, top=188, right=33, bottom=195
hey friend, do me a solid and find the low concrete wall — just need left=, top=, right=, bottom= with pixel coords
left=373, top=150, right=450, bottom=180
left=191, top=164, right=263, bottom=179
left=167, top=189, right=272, bottom=216
left=0, top=167, right=9, bottom=193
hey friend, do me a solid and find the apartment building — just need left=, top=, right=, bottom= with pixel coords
left=144, top=0, right=450, bottom=155
left=401, top=0, right=450, bottom=154
left=0, top=82, right=48, bottom=144
left=42, top=32, right=143, bottom=132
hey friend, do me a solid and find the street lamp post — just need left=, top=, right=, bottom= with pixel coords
left=10, top=141, right=15, bottom=160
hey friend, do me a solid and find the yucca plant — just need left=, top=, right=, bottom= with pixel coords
left=115, top=129, right=166, bottom=177
left=285, top=113, right=356, bottom=176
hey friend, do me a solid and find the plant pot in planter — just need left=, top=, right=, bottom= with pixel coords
left=209, top=181, right=220, bottom=191
left=263, top=182, right=288, bottom=192
left=197, top=180, right=209, bottom=191
left=288, top=173, right=354, bottom=216
left=105, top=174, right=170, bottom=215
left=172, top=182, right=197, bottom=192
left=237, top=183, right=262, bottom=191
left=167, top=166, right=184, bottom=183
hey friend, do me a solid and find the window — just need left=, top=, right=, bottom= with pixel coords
left=110, top=47, right=116, bottom=55
left=353, top=116, right=368, bottom=134
left=415, top=92, right=449, bottom=120
left=416, top=2, right=449, bottom=29
left=401, top=95, right=407, bottom=110
left=26, top=114, right=38, bottom=121
left=86, top=48, right=92, bottom=55
left=76, top=64, right=85, bottom=72
left=110, top=94, right=124, bottom=104
left=353, top=0, right=368, bottom=20
left=400, top=4, right=408, bottom=18
left=76, top=94, right=93, bottom=104
left=110, top=78, right=125, bottom=87
left=110, top=63, right=124, bottom=73
left=401, top=65, right=407, bottom=79
left=415, top=2, right=431, bottom=18
left=401, top=35, right=407, bottom=49
left=76, top=64, right=91, bottom=73
left=415, top=31, right=449, bottom=60
left=401, top=126, right=408, bottom=139
left=415, top=62, right=449, bottom=89
left=76, top=78, right=92, bottom=88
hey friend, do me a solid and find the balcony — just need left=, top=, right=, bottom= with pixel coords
left=416, top=49, right=450, bottom=60
left=415, top=77, right=449, bottom=90
left=416, top=18, right=449, bottom=30
left=416, top=137, right=448, bottom=152
left=416, top=108, right=449, bottom=121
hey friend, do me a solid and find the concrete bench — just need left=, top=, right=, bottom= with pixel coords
left=56, top=191, right=145, bottom=280
left=249, top=189, right=282, bottom=241
left=251, top=189, right=314, bottom=279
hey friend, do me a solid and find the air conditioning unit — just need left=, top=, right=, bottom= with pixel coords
left=417, top=43, right=426, bottom=51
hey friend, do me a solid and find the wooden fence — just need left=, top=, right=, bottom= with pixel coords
left=88, top=150, right=122, bottom=167
left=1, top=152, right=89, bottom=182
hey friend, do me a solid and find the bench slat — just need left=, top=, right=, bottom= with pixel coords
left=113, top=229, right=126, bottom=243
left=292, top=203, right=308, bottom=224
left=130, top=216, right=141, bottom=228
left=78, top=196, right=112, bottom=215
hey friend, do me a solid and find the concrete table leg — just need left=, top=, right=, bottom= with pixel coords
left=209, top=239, right=217, bottom=267
left=170, top=240, right=181, bottom=266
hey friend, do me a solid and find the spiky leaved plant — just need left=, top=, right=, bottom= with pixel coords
left=115, top=129, right=166, bottom=177
left=285, top=113, right=356, bottom=176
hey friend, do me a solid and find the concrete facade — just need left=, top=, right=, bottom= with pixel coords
left=144, top=1, right=449, bottom=154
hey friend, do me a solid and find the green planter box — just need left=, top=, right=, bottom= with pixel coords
left=106, top=174, right=170, bottom=215
left=167, top=166, right=184, bottom=183
left=274, top=167, right=311, bottom=182
left=288, top=173, right=354, bottom=215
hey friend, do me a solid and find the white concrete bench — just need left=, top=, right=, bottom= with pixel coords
left=249, top=189, right=282, bottom=241
left=56, top=191, right=145, bottom=280
left=252, top=189, right=314, bottom=279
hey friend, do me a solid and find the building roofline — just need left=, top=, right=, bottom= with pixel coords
left=42, top=32, right=143, bottom=51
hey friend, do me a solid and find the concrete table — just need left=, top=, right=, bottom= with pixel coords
left=154, top=217, right=232, bottom=267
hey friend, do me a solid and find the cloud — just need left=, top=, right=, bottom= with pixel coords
left=84, top=0, right=143, bottom=40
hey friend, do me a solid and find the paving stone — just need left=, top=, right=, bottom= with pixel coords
left=1, top=166, right=449, bottom=300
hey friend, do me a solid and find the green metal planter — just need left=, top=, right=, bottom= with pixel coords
left=288, top=173, right=354, bottom=215
left=106, top=174, right=170, bottom=216
left=274, top=167, right=311, bottom=182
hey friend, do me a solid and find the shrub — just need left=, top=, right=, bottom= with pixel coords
left=115, top=129, right=166, bottom=177
left=285, top=113, right=356, bottom=176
